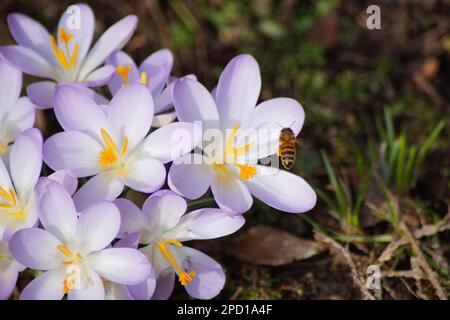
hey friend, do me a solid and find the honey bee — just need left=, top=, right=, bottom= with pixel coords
left=278, top=125, right=298, bottom=170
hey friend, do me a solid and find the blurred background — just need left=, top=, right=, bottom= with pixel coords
left=1, top=0, right=449, bottom=299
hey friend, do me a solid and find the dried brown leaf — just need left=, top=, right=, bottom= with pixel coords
left=227, top=226, right=323, bottom=266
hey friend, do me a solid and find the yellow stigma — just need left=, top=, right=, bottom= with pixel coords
left=236, top=164, right=257, bottom=180
left=99, top=129, right=129, bottom=168
left=116, top=65, right=132, bottom=84
left=49, top=28, right=79, bottom=70
left=157, top=240, right=196, bottom=286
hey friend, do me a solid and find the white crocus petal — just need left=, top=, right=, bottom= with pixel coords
left=0, top=56, right=22, bottom=111
left=9, top=228, right=62, bottom=271
left=72, top=173, right=124, bottom=212
left=7, top=13, right=55, bottom=63
left=76, top=201, right=120, bottom=255
left=168, top=153, right=211, bottom=200
left=10, top=128, right=42, bottom=201
left=122, top=156, right=166, bottom=194
left=26, top=81, right=55, bottom=109
left=245, top=165, right=317, bottom=213
left=80, top=15, right=138, bottom=79
left=163, top=208, right=245, bottom=242
left=3, top=97, right=35, bottom=145
left=215, top=54, right=261, bottom=127
left=142, top=190, right=187, bottom=233
left=172, top=77, right=219, bottom=130
left=35, top=178, right=77, bottom=243
left=67, top=269, right=105, bottom=300
left=43, top=131, right=103, bottom=177
left=20, top=268, right=66, bottom=300
left=105, top=282, right=133, bottom=300
left=53, top=85, right=110, bottom=138
left=0, top=45, right=55, bottom=79
left=47, top=170, right=78, bottom=196
left=86, top=248, right=151, bottom=285
left=210, top=174, right=253, bottom=214
left=56, top=3, right=94, bottom=67
left=114, top=199, right=145, bottom=236
left=107, top=83, right=154, bottom=150
left=82, top=65, right=115, bottom=86
left=0, top=159, right=12, bottom=190
left=140, top=122, right=201, bottom=164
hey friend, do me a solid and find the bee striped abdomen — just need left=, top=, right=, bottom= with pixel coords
left=278, top=128, right=297, bottom=170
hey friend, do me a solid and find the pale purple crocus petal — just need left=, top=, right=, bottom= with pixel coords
left=140, top=122, right=200, bottom=164
left=10, top=128, right=42, bottom=197
left=210, top=176, right=253, bottom=214
left=68, top=269, right=105, bottom=300
left=57, top=4, right=94, bottom=66
left=107, top=83, right=154, bottom=149
left=139, top=49, right=173, bottom=94
left=181, top=246, right=225, bottom=300
left=53, top=85, right=109, bottom=137
left=0, top=57, right=22, bottom=111
left=106, top=50, right=139, bottom=95
left=114, top=199, right=145, bottom=236
left=0, top=266, right=20, bottom=300
left=35, top=178, right=77, bottom=242
left=151, top=111, right=177, bottom=128
left=76, top=201, right=120, bottom=254
left=0, top=45, right=54, bottom=78
left=123, top=157, right=166, bottom=193
left=215, top=54, right=261, bottom=127
left=151, top=272, right=175, bottom=300
left=172, top=77, right=219, bottom=130
left=153, top=81, right=174, bottom=113
left=168, top=153, right=211, bottom=200
left=72, top=174, right=124, bottom=211
left=245, top=165, right=317, bottom=213
left=9, top=228, right=62, bottom=270
left=80, top=15, right=138, bottom=79
left=68, top=83, right=110, bottom=105
left=242, top=98, right=305, bottom=158
left=6, top=13, right=54, bottom=63
left=87, top=248, right=151, bottom=285
left=20, top=268, right=66, bottom=300
left=26, top=81, right=55, bottom=109
left=142, top=190, right=187, bottom=231
left=127, top=269, right=157, bottom=300
left=114, top=232, right=141, bottom=249
left=43, top=131, right=103, bottom=177
left=163, top=208, right=245, bottom=242
left=3, top=97, right=35, bottom=140
left=47, top=170, right=78, bottom=196
left=82, top=65, right=115, bottom=87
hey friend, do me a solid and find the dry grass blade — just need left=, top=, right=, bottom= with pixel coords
left=227, top=226, right=323, bottom=266
left=401, top=222, right=448, bottom=300
left=377, top=236, right=408, bottom=265
left=414, top=210, right=450, bottom=238
left=314, top=231, right=376, bottom=300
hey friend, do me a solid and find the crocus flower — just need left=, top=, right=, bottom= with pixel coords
left=0, top=128, right=42, bottom=240
left=107, top=49, right=179, bottom=128
left=168, top=54, right=317, bottom=214
left=104, top=232, right=148, bottom=300
left=9, top=178, right=151, bottom=300
left=0, top=58, right=35, bottom=163
left=0, top=4, right=137, bottom=109
left=0, top=233, right=25, bottom=300
left=43, top=83, right=200, bottom=211
left=115, top=190, right=245, bottom=300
